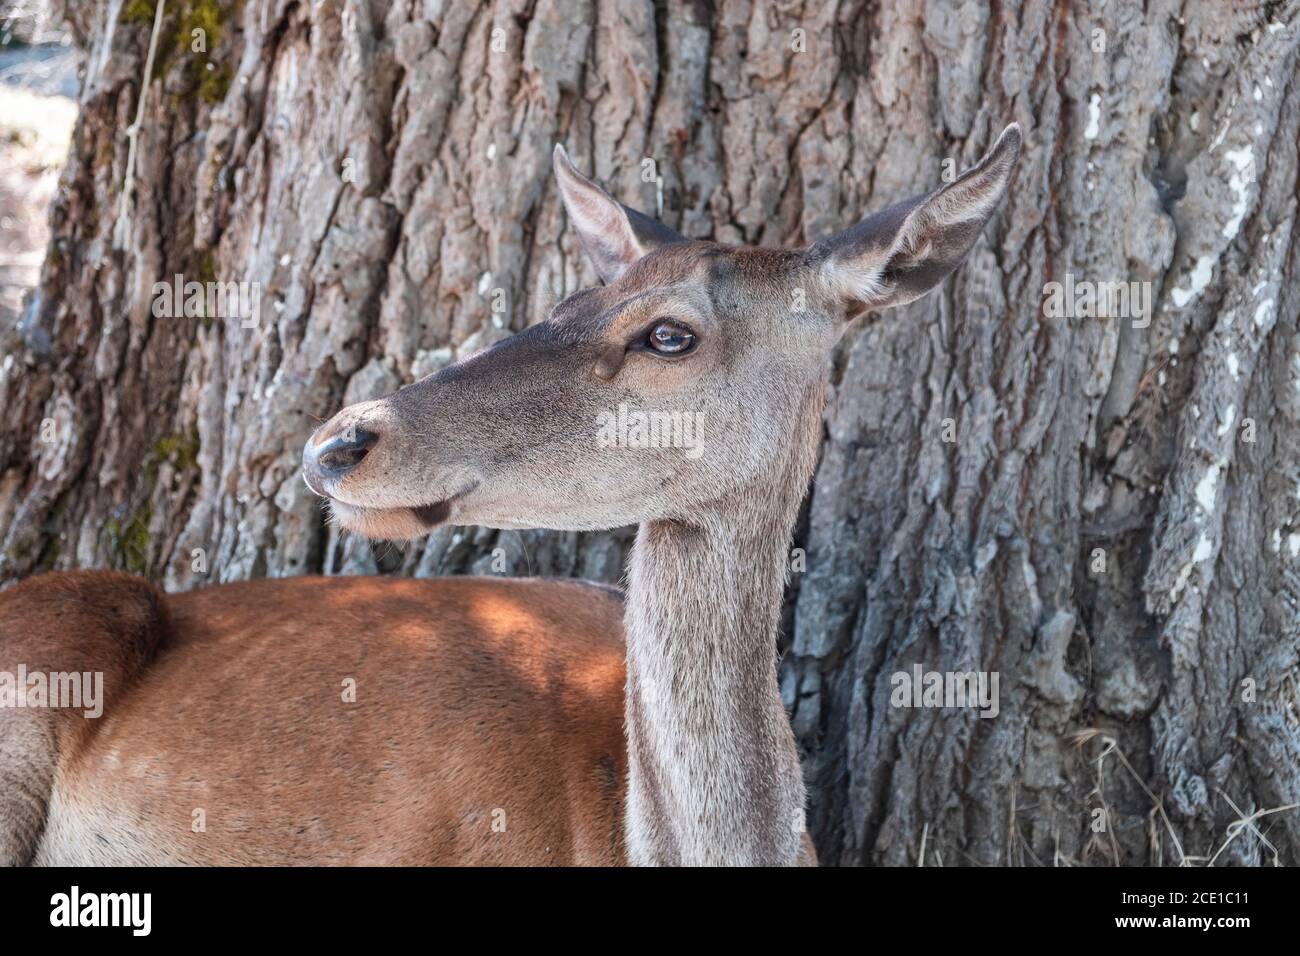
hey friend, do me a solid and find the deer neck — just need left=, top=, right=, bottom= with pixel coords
left=621, top=389, right=822, bottom=866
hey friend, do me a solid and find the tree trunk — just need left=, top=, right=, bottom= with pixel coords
left=2, top=0, right=1298, bottom=866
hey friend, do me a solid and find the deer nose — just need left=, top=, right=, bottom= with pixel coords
left=306, top=428, right=379, bottom=480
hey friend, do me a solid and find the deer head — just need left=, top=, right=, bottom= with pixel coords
left=303, top=125, right=1022, bottom=538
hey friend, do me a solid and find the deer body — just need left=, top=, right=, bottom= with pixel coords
left=5, top=573, right=628, bottom=865
left=2, top=125, right=1019, bottom=866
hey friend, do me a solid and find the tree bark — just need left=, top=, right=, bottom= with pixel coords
left=2, top=0, right=1298, bottom=866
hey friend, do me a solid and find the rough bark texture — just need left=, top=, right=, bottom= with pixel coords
left=2, top=0, right=1299, bottom=866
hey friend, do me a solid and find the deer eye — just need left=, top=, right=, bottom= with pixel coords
left=646, top=321, right=696, bottom=355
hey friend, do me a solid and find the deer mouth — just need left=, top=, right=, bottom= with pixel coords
left=303, top=477, right=474, bottom=540
left=320, top=497, right=456, bottom=540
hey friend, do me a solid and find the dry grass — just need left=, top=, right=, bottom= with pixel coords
left=1071, top=728, right=1299, bottom=867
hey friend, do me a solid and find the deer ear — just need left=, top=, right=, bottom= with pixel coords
left=812, top=123, right=1022, bottom=315
left=553, top=144, right=686, bottom=284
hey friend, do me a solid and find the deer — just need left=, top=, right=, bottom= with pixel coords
left=0, top=124, right=1021, bottom=866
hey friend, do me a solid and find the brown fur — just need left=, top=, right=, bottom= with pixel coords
left=4, top=572, right=627, bottom=865
left=0, top=571, right=167, bottom=864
